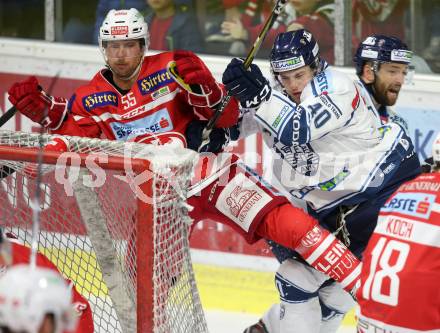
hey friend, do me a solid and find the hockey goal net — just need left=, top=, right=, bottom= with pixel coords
left=0, top=130, right=208, bottom=333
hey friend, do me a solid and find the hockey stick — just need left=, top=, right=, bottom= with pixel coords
left=197, top=0, right=288, bottom=152
left=0, top=106, right=17, bottom=127
left=26, top=72, right=61, bottom=268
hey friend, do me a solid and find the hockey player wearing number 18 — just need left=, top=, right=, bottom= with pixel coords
left=222, top=29, right=421, bottom=333
left=357, top=132, right=440, bottom=332
left=7, top=8, right=363, bottom=305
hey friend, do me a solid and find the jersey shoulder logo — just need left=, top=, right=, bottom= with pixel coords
left=300, top=226, right=322, bottom=248
left=82, top=91, right=118, bottom=111
left=137, top=69, right=174, bottom=95
left=312, top=71, right=329, bottom=95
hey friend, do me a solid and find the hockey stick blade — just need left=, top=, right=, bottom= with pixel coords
left=198, top=0, right=288, bottom=152
left=0, top=106, right=17, bottom=127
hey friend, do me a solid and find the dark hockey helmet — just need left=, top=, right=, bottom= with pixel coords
left=270, top=29, right=321, bottom=74
left=353, top=35, right=413, bottom=75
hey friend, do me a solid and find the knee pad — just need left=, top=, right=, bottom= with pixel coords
left=318, top=282, right=355, bottom=333
left=319, top=282, right=356, bottom=317
left=275, top=259, right=328, bottom=303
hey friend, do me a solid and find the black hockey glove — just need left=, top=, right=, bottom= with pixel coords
left=186, top=120, right=229, bottom=153
left=222, top=58, right=271, bottom=109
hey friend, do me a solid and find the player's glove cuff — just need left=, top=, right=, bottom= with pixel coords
left=186, top=82, right=224, bottom=108
left=43, top=94, right=68, bottom=130
left=222, top=58, right=272, bottom=110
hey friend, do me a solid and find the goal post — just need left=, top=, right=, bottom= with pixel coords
left=0, top=130, right=208, bottom=333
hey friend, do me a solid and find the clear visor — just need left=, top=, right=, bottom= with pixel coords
left=390, top=49, right=414, bottom=84
left=102, top=39, right=145, bottom=59
left=405, top=65, right=415, bottom=85
left=377, top=61, right=415, bottom=85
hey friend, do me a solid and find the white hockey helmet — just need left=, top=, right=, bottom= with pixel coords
left=99, top=8, right=149, bottom=54
left=433, top=132, right=440, bottom=165
left=0, top=265, right=77, bottom=333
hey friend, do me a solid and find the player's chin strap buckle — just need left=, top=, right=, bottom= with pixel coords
left=333, top=204, right=359, bottom=247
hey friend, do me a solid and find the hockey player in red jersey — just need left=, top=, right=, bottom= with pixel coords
left=357, top=132, right=440, bottom=333
left=7, top=8, right=362, bottom=298
left=7, top=8, right=238, bottom=148
left=0, top=232, right=94, bottom=333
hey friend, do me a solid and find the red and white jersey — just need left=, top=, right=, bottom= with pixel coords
left=357, top=172, right=440, bottom=332
left=54, top=51, right=237, bottom=146
left=9, top=240, right=94, bottom=333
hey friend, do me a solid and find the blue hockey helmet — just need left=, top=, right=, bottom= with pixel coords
left=270, top=29, right=321, bottom=73
left=353, top=35, right=413, bottom=75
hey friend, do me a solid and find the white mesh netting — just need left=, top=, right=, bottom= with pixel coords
left=0, top=130, right=208, bottom=333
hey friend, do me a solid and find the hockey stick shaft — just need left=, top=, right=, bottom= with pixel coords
left=0, top=106, right=17, bottom=127
left=198, top=0, right=287, bottom=152
left=25, top=73, right=60, bottom=268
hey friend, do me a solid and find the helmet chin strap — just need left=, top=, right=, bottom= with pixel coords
left=362, top=77, right=378, bottom=103
left=360, top=62, right=380, bottom=103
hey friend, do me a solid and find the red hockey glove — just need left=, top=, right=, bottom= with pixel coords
left=172, top=50, right=224, bottom=108
left=8, top=76, right=67, bottom=130
left=23, top=137, right=68, bottom=179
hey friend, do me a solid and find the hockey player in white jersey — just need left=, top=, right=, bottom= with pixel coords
left=353, top=34, right=436, bottom=174
left=354, top=34, right=413, bottom=131
left=222, top=29, right=421, bottom=333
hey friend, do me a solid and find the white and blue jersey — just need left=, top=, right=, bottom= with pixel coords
left=236, top=67, right=418, bottom=218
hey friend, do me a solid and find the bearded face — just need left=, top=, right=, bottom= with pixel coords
left=372, top=62, right=408, bottom=106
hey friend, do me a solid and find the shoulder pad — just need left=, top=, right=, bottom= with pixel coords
left=302, top=68, right=353, bottom=101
